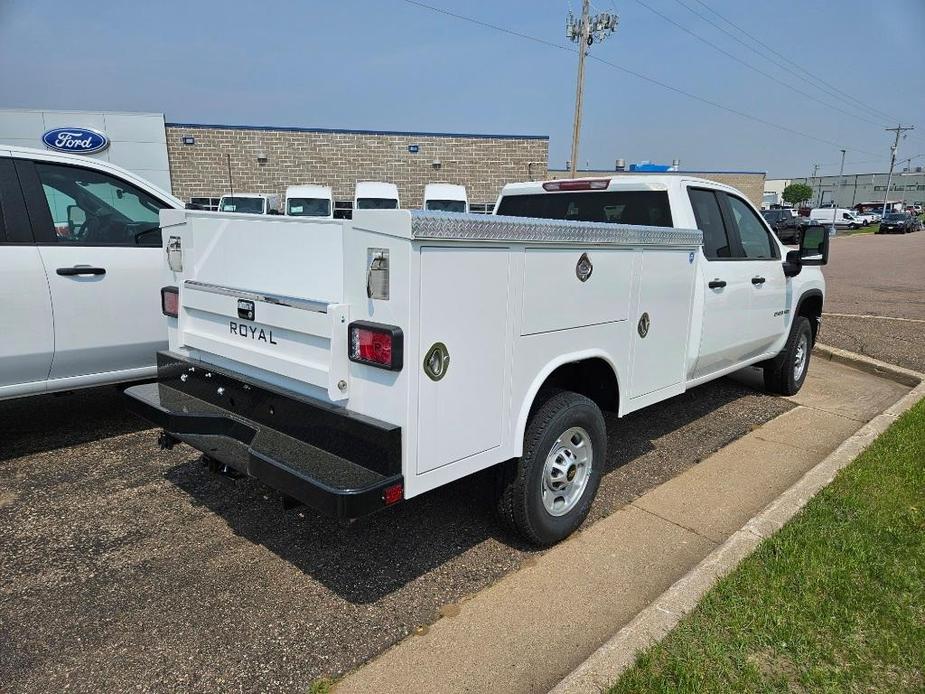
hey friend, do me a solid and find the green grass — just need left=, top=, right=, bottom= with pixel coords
left=608, top=398, right=925, bottom=693
left=308, top=678, right=333, bottom=694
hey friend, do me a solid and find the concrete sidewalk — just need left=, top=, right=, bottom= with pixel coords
left=334, top=357, right=911, bottom=694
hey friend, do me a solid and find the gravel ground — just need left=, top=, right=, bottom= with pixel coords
left=0, top=378, right=790, bottom=693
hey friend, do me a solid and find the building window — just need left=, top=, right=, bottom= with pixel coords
left=333, top=200, right=353, bottom=219
left=468, top=203, right=496, bottom=214
left=189, top=197, right=220, bottom=211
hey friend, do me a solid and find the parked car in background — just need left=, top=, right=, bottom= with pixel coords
left=285, top=185, right=333, bottom=218
left=761, top=208, right=808, bottom=244
left=354, top=181, right=399, bottom=210
left=877, top=212, right=916, bottom=234
left=217, top=193, right=281, bottom=215
left=0, top=145, right=182, bottom=401
left=423, top=183, right=468, bottom=212
left=809, top=207, right=863, bottom=229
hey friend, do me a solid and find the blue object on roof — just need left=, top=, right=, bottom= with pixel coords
left=629, top=163, right=673, bottom=172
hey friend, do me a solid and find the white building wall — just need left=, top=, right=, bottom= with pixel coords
left=0, top=108, right=171, bottom=192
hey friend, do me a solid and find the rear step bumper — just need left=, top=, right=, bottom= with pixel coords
left=125, top=352, right=403, bottom=520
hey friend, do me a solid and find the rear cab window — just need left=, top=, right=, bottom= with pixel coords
left=495, top=190, right=673, bottom=227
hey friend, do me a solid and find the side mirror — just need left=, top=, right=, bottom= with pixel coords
left=799, top=224, right=829, bottom=265
left=67, top=204, right=86, bottom=233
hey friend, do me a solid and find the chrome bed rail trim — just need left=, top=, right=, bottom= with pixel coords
left=410, top=211, right=702, bottom=246
left=184, top=280, right=329, bottom=314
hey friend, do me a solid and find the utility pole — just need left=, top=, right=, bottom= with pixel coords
left=882, top=124, right=914, bottom=216
left=566, top=1, right=618, bottom=177
left=829, top=149, right=846, bottom=236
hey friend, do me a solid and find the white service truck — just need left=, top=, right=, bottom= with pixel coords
left=126, top=176, right=827, bottom=545
left=0, top=145, right=181, bottom=401
left=218, top=193, right=281, bottom=215
left=285, top=184, right=334, bottom=218
left=423, top=183, right=468, bottom=213
left=354, top=182, right=399, bottom=210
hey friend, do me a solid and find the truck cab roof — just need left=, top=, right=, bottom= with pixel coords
left=286, top=184, right=332, bottom=199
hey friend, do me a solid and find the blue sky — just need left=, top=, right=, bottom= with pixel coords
left=1, top=0, right=923, bottom=178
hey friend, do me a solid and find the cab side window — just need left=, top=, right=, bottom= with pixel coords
left=34, top=162, right=166, bottom=246
left=725, top=194, right=777, bottom=259
left=687, top=188, right=732, bottom=259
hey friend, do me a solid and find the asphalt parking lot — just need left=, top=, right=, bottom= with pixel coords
left=0, top=378, right=789, bottom=692
left=821, top=230, right=925, bottom=371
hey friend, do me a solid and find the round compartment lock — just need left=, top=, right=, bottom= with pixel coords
left=424, top=342, right=450, bottom=381
left=576, top=252, right=593, bottom=282
left=637, top=312, right=651, bottom=338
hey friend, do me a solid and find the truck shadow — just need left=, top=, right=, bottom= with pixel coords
left=164, top=372, right=784, bottom=604
left=0, top=386, right=149, bottom=463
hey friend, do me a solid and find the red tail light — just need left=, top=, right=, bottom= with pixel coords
left=161, top=286, right=179, bottom=318
left=348, top=321, right=404, bottom=371
left=542, top=178, right=610, bottom=192
left=383, top=482, right=404, bottom=506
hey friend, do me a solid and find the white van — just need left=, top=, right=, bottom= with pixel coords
left=285, top=185, right=333, bottom=218
left=809, top=207, right=863, bottom=229
left=354, top=182, right=399, bottom=210
left=217, top=193, right=281, bottom=215
left=423, top=183, right=468, bottom=213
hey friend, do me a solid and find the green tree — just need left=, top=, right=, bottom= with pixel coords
left=782, top=182, right=813, bottom=206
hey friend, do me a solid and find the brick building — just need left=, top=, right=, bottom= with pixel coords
left=165, top=123, right=549, bottom=211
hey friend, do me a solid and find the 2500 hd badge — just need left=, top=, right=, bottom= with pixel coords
left=230, top=321, right=278, bottom=344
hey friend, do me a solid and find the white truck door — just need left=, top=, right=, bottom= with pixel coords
left=0, top=157, right=54, bottom=395
left=23, top=159, right=169, bottom=382
left=416, top=247, right=509, bottom=474
left=686, top=187, right=753, bottom=378
left=723, top=193, right=789, bottom=356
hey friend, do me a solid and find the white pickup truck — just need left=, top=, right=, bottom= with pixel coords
left=0, top=145, right=181, bottom=401
left=126, top=175, right=827, bottom=545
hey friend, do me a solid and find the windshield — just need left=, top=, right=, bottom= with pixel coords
left=356, top=198, right=399, bottom=210
left=496, top=191, right=673, bottom=226
left=287, top=197, right=330, bottom=217
left=219, top=197, right=265, bottom=214
left=426, top=199, right=467, bottom=213
left=883, top=213, right=906, bottom=221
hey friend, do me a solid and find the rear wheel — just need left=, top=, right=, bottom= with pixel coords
left=764, top=316, right=813, bottom=396
left=496, top=391, right=606, bottom=546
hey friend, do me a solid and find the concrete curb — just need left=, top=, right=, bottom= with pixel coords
left=551, top=347, right=925, bottom=694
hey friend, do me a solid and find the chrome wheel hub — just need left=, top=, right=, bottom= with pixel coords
left=541, top=426, right=592, bottom=517
left=793, top=333, right=809, bottom=382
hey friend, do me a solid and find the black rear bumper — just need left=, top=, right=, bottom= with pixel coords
left=125, top=352, right=403, bottom=520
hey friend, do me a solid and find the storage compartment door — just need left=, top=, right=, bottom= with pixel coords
left=417, top=247, right=509, bottom=474
left=628, top=250, right=696, bottom=398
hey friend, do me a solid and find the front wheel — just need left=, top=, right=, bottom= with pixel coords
left=496, top=391, right=606, bottom=546
left=764, top=316, right=813, bottom=396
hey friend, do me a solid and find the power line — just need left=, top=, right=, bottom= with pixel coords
left=680, top=0, right=902, bottom=125
left=398, top=0, right=884, bottom=157
left=632, top=0, right=886, bottom=129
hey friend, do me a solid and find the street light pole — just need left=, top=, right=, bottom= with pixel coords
left=830, top=149, right=845, bottom=237
left=566, top=1, right=618, bottom=177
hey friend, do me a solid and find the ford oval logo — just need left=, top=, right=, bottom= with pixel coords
left=42, top=127, right=110, bottom=155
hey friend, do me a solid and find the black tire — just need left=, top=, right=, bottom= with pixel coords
left=763, top=316, right=813, bottom=396
left=496, top=391, right=606, bottom=546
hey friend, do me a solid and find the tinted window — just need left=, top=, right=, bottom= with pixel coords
left=287, top=197, right=331, bottom=216
left=35, top=162, right=166, bottom=246
left=356, top=198, right=398, bottom=210
left=727, top=194, right=775, bottom=259
left=495, top=191, right=673, bottom=226
left=219, top=197, right=265, bottom=214
left=426, top=199, right=467, bottom=213
left=688, top=188, right=731, bottom=259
